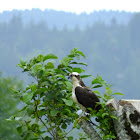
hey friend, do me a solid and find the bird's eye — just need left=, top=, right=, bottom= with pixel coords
left=75, top=75, right=78, bottom=77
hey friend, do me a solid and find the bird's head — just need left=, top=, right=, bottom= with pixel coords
left=68, top=72, right=85, bottom=87
left=68, top=72, right=80, bottom=82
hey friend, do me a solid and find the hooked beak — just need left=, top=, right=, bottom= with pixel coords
left=68, top=74, right=72, bottom=79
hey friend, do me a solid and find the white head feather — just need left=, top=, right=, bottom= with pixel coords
left=71, top=72, right=80, bottom=76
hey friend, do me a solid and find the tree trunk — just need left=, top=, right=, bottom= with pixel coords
left=106, top=98, right=140, bottom=140
left=78, top=99, right=140, bottom=140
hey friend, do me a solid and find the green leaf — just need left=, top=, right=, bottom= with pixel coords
left=31, top=124, right=39, bottom=131
left=20, top=59, right=27, bottom=66
left=60, top=57, right=73, bottom=66
left=72, top=68, right=85, bottom=73
left=65, top=81, right=72, bottom=91
left=102, top=113, right=108, bottom=118
left=64, top=108, right=71, bottom=114
left=43, top=54, right=58, bottom=62
left=76, top=125, right=80, bottom=129
left=74, top=119, right=79, bottom=128
left=29, top=57, right=37, bottom=66
left=37, top=87, right=48, bottom=94
left=31, top=64, right=44, bottom=75
left=69, top=48, right=78, bottom=57
left=92, top=75, right=108, bottom=87
left=17, top=126, right=22, bottom=135
left=45, top=136, right=52, bottom=140
left=20, top=106, right=27, bottom=112
left=112, top=92, right=123, bottom=96
left=34, top=133, right=39, bottom=138
left=67, top=136, right=73, bottom=140
left=55, top=74, right=66, bottom=79
left=30, top=84, right=37, bottom=92
left=81, top=75, right=91, bottom=78
left=111, top=115, right=118, bottom=120
left=38, top=109, right=46, bottom=117
left=106, top=87, right=112, bottom=95
left=27, top=105, right=34, bottom=116
left=94, top=90, right=101, bottom=95
left=50, top=109, right=59, bottom=116
left=92, top=84, right=103, bottom=88
left=61, top=123, right=67, bottom=129
left=23, top=91, right=33, bottom=105
left=25, top=121, right=31, bottom=127
left=24, top=133, right=30, bottom=140
left=70, top=62, right=87, bottom=66
left=45, top=62, right=55, bottom=69
left=62, top=99, right=73, bottom=106
left=38, top=70, right=44, bottom=78
left=79, top=62, right=87, bottom=66
left=76, top=51, right=85, bottom=58
left=65, top=66, right=72, bottom=73
left=37, top=54, right=44, bottom=62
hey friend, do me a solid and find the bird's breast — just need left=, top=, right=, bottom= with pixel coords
left=72, top=85, right=81, bottom=103
left=72, top=85, right=79, bottom=104
left=72, top=91, right=79, bottom=104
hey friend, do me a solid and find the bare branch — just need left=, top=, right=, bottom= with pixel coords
left=78, top=119, right=101, bottom=140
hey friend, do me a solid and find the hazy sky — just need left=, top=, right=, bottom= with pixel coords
left=1, top=0, right=140, bottom=14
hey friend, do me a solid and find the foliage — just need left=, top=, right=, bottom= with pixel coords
left=0, top=72, right=24, bottom=140
left=8, top=48, right=123, bottom=140
left=91, top=75, right=123, bottom=140
left=9, top=48, right=88, bottom=140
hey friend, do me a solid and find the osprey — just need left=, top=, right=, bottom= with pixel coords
left=68, top=72, right=101, bottom=113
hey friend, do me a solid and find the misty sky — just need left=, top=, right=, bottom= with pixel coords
left=1, top=0, right=140, bottom=14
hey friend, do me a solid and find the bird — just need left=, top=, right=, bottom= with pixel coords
left=68, top=72, right=101, bottom=114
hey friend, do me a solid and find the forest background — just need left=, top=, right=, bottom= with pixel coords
left=0, top=9, right=140, bottom=139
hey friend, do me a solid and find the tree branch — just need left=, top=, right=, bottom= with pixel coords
left=78, top=118, right=101, bottom=140
left=62, top=127, right=75, bottom=139
left=34, top=97, right=54, bottom=139
left=44, top=114, right=55, bottom=137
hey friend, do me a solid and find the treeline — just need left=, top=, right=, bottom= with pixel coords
left=0, top=9, right=133, bottom=29
left=0, top=10, right=140, bottom=100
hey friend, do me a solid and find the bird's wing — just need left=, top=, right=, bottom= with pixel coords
left=75, top=86, right=101, bottom=110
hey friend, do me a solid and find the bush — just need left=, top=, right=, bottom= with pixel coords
left=8, top=48, right=123, bottom=140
